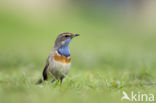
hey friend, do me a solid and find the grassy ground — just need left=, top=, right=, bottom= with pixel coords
left=0, top=9, right=156, bottom=103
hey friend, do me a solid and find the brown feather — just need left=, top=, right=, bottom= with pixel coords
left=54, top=52, right=71, bottom=63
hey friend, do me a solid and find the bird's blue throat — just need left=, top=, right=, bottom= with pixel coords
left=58, top=38, right=72, bottom=57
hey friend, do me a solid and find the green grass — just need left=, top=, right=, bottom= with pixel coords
left=0, top=9, right=156, bottom=103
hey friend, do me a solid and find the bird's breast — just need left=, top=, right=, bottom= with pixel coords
left=53, top=51, right=71, bottom=64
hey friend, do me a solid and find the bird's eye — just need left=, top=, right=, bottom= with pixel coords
left=65, top=35, right=69, bottom=38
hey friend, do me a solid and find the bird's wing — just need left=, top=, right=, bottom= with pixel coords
left=42, top=52, right=54, bottom=80
left=36, top=55, right=51, bottom=84
left=42, top=57, right=49, bottom=80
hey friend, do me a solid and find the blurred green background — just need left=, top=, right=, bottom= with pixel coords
left=0, top=0, right=156, bottom=103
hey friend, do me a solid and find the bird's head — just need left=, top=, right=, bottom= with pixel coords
left=54, top=32, right=80, bottom=49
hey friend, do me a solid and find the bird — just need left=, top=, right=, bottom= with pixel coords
left=36, top=32, right=80, bottom=85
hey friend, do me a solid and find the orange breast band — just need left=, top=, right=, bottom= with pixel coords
left=54, top=52, right=71, bottom=64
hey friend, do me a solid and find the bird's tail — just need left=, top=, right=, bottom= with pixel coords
left=35, top=78, right=43, bottom=85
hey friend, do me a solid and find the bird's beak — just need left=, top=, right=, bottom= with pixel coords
left=72, top=34, right=80, bottom=38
